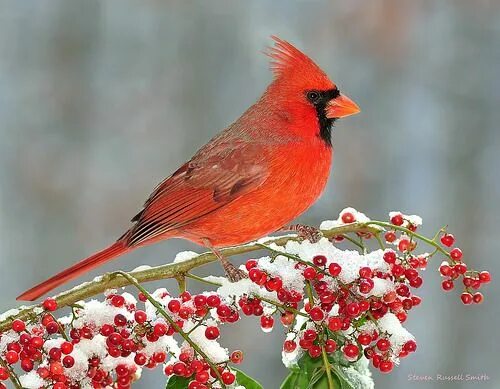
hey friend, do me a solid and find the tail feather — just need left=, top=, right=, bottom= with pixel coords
left=17, top=241, right=129, bottom=301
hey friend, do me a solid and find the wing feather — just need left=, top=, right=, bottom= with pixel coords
left=126, top=141, right=268, bottom=246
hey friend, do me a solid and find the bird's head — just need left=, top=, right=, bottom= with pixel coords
left=265, top=36, right=360, bottom=145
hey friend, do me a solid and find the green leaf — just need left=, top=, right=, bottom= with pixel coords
left=280, top=353, right=358, bottom=389
left=165, top=375, right=190, bottom=389
left=234, top=368, right=264, bottom=389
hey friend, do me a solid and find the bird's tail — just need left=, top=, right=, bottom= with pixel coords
left=17, top=241, right=129, bottom=301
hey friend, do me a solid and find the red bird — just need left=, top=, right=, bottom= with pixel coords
left=18, top=37, right=360, bottom=301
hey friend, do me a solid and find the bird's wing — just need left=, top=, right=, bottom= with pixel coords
left=126, top=140, right=269, bottom=246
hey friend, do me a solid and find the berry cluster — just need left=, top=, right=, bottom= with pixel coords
left=0, top=208, right=491, bottom=388
left=0, top=289, right=244, bottom=389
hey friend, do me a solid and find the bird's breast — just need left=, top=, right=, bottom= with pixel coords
left=180, top=141, right=333, bottom=247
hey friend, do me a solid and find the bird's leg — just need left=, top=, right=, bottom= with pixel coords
left=281, top=224, right=323, bottom=243
left=204, top=240, right=247, bottom=282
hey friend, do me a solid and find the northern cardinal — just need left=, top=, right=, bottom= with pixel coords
left=18, top=36, right=360, bottom=301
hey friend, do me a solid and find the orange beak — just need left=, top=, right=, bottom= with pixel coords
left=326, top=94, right=361, bottom=119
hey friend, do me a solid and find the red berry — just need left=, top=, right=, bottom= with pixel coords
left=441, top=279, right=454, bottom=291
left=461, top=292, right=473, bottom=305
left=440, top=233, right=455, bottom=247
left=309, top=307, right=324, bottom=322
left=308, top=345, right=322, bottom=358
left=179, top=291, right=192, bottom=302
left=439, top=263, right=452, bottom=276
left=206, top=294, right=221, bottom=308
left=328, top=317, right=342, bottom=332
left=0, top=368, right=9, bottom=381
left=303, top=329, right=317, bottom=341
left=60, top=341, right=73, bottom=355
left=280, top=311, right=295, bottom=327
left=134, top=310, right=147, bottom=324
left=325, top=339, right=337, bottom=353
left=303, top=267, right=317, bottom=280
left=479, top=271, right=491, bottom=283
left=358, top=333, right=372, bottom=346
left=172, top=362, right=187, bottom=376
left=379, top=360, right=394, bottom=373
left=167, top=299, right=181, bottom=313
left=5, top=350, right=19, bottom=364
left=111, top=295, right=125, bottom=307
left=455, top=263, right=467, bottom=274
left=376, top=338, right=391, bottom=352
left=403, top=340, right=417, bottom=353
left=153, top=323, right=168, bottom=337
left=20, top=358, right=33, bottom=372
left=473, top=292, right=484, bottom=304
left=43, top=298, right=58, bottom=311
left=343, top=344, right=359, bottom=359
left=359, top=267, right=373, bottom=279
left=30, top=336, right=44, bottom=349
left=384, top=231, right=397, bottom=243
left=283, top=340, right=297, bottom=353
left=63, top=355, right=75, bottom=368
left=205, top=326, right=220, bottom=340
left=450, top=248, right=463, bottom=261
left=245, top=259, right=257, bottom=270
left=114, top=313, right=128, bottom=327
left=313, top=255, right=327, bottom=266
left=12, top=319, right=26, bottom=332
left=221, top=371, right=235, bottom=385
left=260, top=315, right=274, bottom=332
left=383, top=250, right=397, bottom=264
left=266, top=277, right=283, bottom=293
left=328, top=263, right=342, bottom=277
left=409, top=276, right=423, bottom=288
left=346, top=302, right=360, bottom=317
left=341, top=212, right=356, bottom=224
left=195, top=370, right=210, bottom=383
left=230, top=350, right=243, bottom=364
left=390, top=213, right=404, bottom=226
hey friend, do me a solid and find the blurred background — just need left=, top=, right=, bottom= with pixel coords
left=1, top=0, right=499, bottom=388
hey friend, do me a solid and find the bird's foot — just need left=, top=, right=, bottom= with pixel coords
left=207, top=243, right=247, bottom=282
left=222, top=261, right=248, bottom=282
left=282, top=224, right=323, bottom=243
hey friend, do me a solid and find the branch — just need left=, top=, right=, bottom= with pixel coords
left=0, top=222, right=380, bottom=333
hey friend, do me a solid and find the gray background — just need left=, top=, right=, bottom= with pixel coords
left=1, top=1, right=499, bottom=388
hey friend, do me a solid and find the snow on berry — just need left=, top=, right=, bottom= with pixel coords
left=320, top=207, right=375, bottom=230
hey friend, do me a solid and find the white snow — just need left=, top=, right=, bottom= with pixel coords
left=320, top=207, right=381, bottom=231
left=132, top=265, right=152, bottom=272
left=340, top=357, right=374, bottom=389
left=19, top=371, right=47, bottom=389
left=284, top=238, right=390, bottom=284
left=183, top=322, right=229, bottom=363
left=72, top=299, right=133, bottom=330
left=173, top=250, right=199, bottom=264
left=257, top=255, right=305, bottom=292
left=142, top=330, right=180, bottom=358
left=389, top=211, right=422, bottom=228
left=217, top=278, right=277, bottom=304
left=377, top=313, right=415, bottom=357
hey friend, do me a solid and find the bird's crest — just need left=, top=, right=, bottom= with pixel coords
left=265, top=36, right=333, bottom=88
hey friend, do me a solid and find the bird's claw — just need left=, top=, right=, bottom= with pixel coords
left=223, top=262, right=248, bottom=282
left=285, top=224, right=323, bottom=243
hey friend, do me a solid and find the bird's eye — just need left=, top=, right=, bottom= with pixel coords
left=307, top=91, right=321, bottom=103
